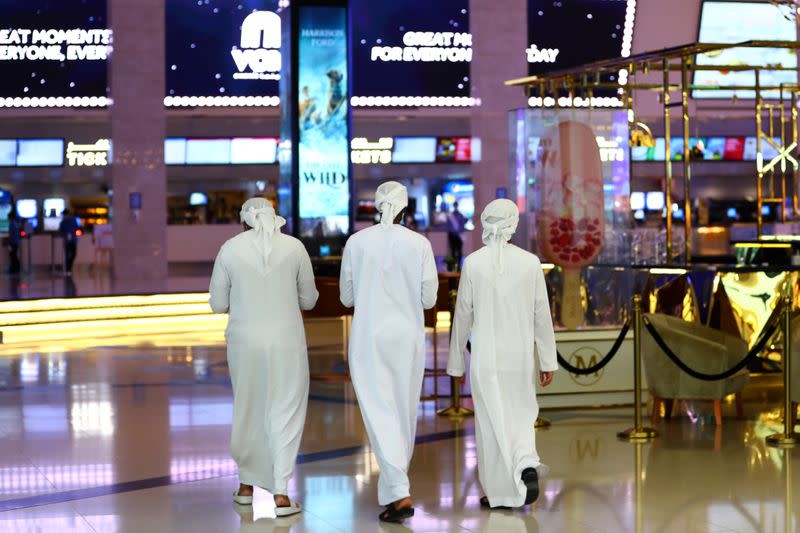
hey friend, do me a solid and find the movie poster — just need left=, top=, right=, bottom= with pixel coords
left=297, top=5, right=350, bottom=238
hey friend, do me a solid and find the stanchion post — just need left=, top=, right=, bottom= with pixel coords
left=437, top=279, right=474, bottom=420
left=618, top=294, right=659, bottom=441
left=767, top=293, right=799, bottom=447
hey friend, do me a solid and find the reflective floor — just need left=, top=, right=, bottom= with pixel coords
left=0, top=332, right=798, bottom=532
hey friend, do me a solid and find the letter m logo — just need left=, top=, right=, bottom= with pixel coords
left=240, top=11, right=281, bottom=49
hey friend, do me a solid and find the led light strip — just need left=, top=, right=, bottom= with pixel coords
left=350, top=96, right=478, bottom=108
left=0, top=96, right=110, bottom=108
left=618, top=0, right=637, bottom=86
left=0, top=293, right=210, bottom=314
left=165, top=95, right=281, bottom=107
left=527, top=96, right=624, bottom=108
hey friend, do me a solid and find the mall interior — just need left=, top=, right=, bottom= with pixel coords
left=1, top=0, right=800, bottom=531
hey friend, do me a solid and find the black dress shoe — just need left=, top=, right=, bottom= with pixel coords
left=522, top=467, right=540, bottom=505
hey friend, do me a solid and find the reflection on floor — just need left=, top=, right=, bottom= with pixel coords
left=0, top=334, right=797, bottom=532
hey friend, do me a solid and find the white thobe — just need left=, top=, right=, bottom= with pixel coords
left=210, top=230, right=318, bottom=494
left=339, top=224, right=438, bottom=505
left=447, top=244, right=557, bottom=508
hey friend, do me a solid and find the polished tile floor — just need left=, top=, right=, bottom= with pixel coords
left=0, top=332, right=797, bottom=532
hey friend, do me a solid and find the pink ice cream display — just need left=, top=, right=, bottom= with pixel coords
left=536, top=120, right=604, bottom=328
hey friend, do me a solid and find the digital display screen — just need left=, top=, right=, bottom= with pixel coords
left=646, top=191, right=665, bottom=211
left=351, top=0, right=469, bottom=99
left=164, top=138, right=187, bottom=165
left=630, top=146, right=649, bottom=162
left=527, top=0, right=628, bottom=97
left=16, top=198, right=37, bottom=219
left=230, top=137, right=278, bottom=164
left=296, top=5, right=350, bottom=237
left=392, top=137, right=437, bottom=163
left=436, top=137, right=457, bottom=162
left=454, top=137, right=472, bottom=162
left=704, top=137, right=726, bottom=160
left=166, top=0, right=282, bottom=103
left=743, top=137, right=758, bottom=161
left=723, top=137, right=745, bottom=161
left=189, top=192, right=208, bottom=206
left=16, top=139, right=64, bottom=166
left=0, top=140, right=16, bottom=165
left=696, top=1, right=796, bottom=99
left=185, top=139, right=232, bottom=164
left=630, top=191, right=645, bottom=211
left=43, top=197, right=65, bottom=231
left=0, top=0, right=110, bottom=106
left=669, top=138, right=684, bottom=161
left=652, top=137, right=666, bottom=161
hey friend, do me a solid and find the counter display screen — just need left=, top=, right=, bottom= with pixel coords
left=166, top=0, right=282, bottom=101
left=0, top=0, right=109, bottom=106
left=696, top=1, right=796, bottom=99
left=351, top=0, right=469, bottom=99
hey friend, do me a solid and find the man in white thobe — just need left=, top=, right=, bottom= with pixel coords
left=447, top=199, right=558, bottom=509
left=339, top=181, right=439, bottom=523
left=210, top=198, right=318, bottom=516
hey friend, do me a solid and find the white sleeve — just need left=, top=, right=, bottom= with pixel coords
left=447, top=260, right=473, bottom=377
left=209, top=249, right=231, bottom=314
left=534, top=260, right=558, bottom=372
left=296, top=244, right=319, bottom=311
left=339, top=241, right=355, bottom=308
left=421, top=242, right=438, bottom=310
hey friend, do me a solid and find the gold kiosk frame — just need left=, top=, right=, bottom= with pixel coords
left=505, top=40, right=800, bottom=263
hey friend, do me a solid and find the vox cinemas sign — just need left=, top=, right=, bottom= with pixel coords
left=231, top=10, right=281, bottom=80
left=296, top=4, right=350, bottom=237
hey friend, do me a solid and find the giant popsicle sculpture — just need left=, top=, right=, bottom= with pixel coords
left=536, top=120, right=604, bottom=329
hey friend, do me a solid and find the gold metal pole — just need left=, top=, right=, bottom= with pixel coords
left=767, top=292, right=799, bottom=447
left=681, top=57, right=692, bottom=263
left=634, top=442, right=644, bottom=533
left=437, top=283, right=474, bottom=420
left=793, top=92, right=799, bottom=218
left=756, top=70, right=764, bottom=238
left=780, top=103, right=787, bottom=223
left=663, top=58, right=673, bottom=262
left=783, top=449, right=792, bottom=533
left=618, top=295, right=659, bottom=441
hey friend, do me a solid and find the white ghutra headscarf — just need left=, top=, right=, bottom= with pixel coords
left=240, top=197, right=286, bottom=272
left=480, top=199, right=519, bottom=273
left=375, top=181, right=408, bottom=226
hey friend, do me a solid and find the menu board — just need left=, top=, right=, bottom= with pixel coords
left=704, top=137, right=726, bottom=161
left=393, top=137, right=437, bottom=163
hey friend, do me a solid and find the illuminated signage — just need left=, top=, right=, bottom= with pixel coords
left=526, top=44, right=559, bottom=63
left=0, top=0, right=110, bottom=108
left=297, top=5, right=350, bottom=236
left=351, top=137, right=393, bottom=164
left=371, top=32, right=472, bottom=63
left=231, top=10, right=281, bottom=81
left=596, top=136, right=625, bottom=162
left=66, top=139, right=110, bottom=167
left=0, top=29, right=111, bottom=62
